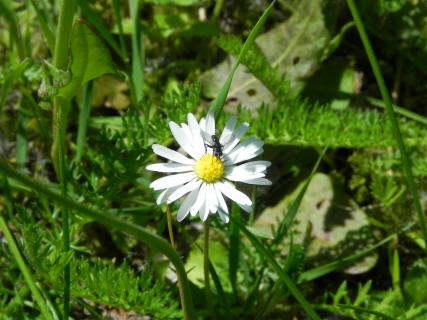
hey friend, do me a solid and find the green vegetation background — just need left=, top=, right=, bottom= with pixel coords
left=1, top=0, right=427, bottom=319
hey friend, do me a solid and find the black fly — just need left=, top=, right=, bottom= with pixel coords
left=205, top=135, right=224, bottom=159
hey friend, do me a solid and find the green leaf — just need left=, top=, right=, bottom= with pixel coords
left=58, top=22, right=116, bottom=100
left=302, top=62, right=358, bottom=111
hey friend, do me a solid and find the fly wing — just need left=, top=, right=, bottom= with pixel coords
left=201, top=129, right=214, bottom=145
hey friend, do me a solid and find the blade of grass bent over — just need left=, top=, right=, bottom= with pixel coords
left=209, top=0, right=276, bottom=119
left=346, top=0, right=427, bottom=251
left=0, top=159, right=196, bottom=320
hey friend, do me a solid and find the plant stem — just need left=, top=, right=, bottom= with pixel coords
left=204, top=221, right=214, bottom=318
left=0, top=159, right=196, bottom=320
left=212, top=0, right=224, bottom=20
left=347, top=0, right=427, bottom=252
left=52, top=1, right=77, bottom=318
left=0, top=215, right=54, bottom=320
left=166, top=206, right=175, bottom=248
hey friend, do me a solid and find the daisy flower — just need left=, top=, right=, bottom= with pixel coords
left=146, top=112, right=271, bottom=223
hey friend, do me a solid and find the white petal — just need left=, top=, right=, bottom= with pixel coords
left=231, top=161, right=271, bottom=173
left=199, top=198, right=209, bottom=221
left=167, top=179, right=202, bottom=204
left=169, top=122, right=199, bottom=160
left=205, top=111, right=216, bottom=136
left=224, top=161, right=270, bottom=179
left=240, top=177, right=272, bottom=185
left=219, top=116, right=237, bottom=145
left=226, top=172, right=266, bottom=182
left=182, top=122, right=204, bottom=159
left=223, top=123, right=249, bottom=154
left=214, top=184, right=228, bottom=214
left=239, top=203, right=253, bottom=213
left=146, top=163, right=193, bottom=173
left=177, top=188, right=199, bottom=222
left=150, top=172, right=196, bottom=190
left=207, top=184, right=218, bottom=214
left=225, top=138, right=264, bottom=165
left=218, top=209, right=230, bottom=223
left=187, top=114, right=205, bottom=154
left=152, top=144, right=195, bottom=165
left=230, top=147, right=264, bottom=165
left=217, top=181, right=252, bottom=206
left=191, top=183, right=206, bottom=216
left=199, top=117, right=206, bottom=132
left=156, top=186, right=179, bottom=205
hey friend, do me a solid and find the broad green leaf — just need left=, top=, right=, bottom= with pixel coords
left=185, top=237, right=232, bottom=292
left=202, top=0, right=330, bottom=110
left=58, top=22, right=116, bottom=100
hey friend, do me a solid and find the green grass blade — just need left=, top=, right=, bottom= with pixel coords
left=0, top=215, right=55, bottom=320
left=77, top=0, right=125, bottom=61
left=388, top=238, right=401, bottom=293
left=333, top=304, right=396, bottom=320
left=209, top=0, right=276, bottom=118
left=0, top=159, right=196, bottom=320
left=16, top=112, right=27, bottom=170
left=273, top=147, right=327, bottom=246
left=228, top=203, right=240, bottom=299
left=208, top=260, right=231, bottom=318
left=129, top=0, right=144, bottom=104
left=235, top=218, right=321, bottom=320
left=111, top=0, right=128, bottom=62
left=0, top=0, right=24, bottom=59
left=298, top=223, right=414, bottom=283
left=346, top=0, right=427, bottom=251
left=75, top=82, right=93, bottom=162
left=29, top=0, right=55, bottom=51
left=365, top=96, right=427, bottom=127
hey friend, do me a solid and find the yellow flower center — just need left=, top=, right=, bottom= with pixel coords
left=195, top=154, right=224, bottom=183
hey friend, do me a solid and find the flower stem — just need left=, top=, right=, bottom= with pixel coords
left=166, top=206, right=175, bottom=248
left=51, top=1, right=77, bottom=319
left=204, top=221, right=214, bottom=318
left=347, top=0, right=427, bottom=252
